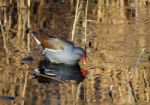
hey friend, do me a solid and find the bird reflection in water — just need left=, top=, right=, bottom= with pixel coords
left=33, top=59, right=85, bottom=83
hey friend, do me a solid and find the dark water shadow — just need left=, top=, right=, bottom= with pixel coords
left=33, top=59, right=85, bottom=83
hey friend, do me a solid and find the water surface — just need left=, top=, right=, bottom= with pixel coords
left=0, top=1, right=150, bottom=105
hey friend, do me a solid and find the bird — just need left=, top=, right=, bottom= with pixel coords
left=32, top=30, right=87, bottom=65
left=33, top=59, right=85, bottom=83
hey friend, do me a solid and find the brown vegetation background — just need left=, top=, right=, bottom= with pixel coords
left=0, top=0, right=150, bottom=105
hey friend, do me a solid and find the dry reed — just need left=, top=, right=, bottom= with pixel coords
left=21, top=68, right=29, bottom=105
left=84, top=0, right=88, bottom=45
left=27, top=0, right=31, bottom=51
left=0, top=19, right=10, bottom=64
left=71, top=0, right=83, bottom=41
left=27, top=0, right=30, bottom=8
left=27, top=9, right=31, bottom=51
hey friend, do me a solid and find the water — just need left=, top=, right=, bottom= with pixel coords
left=0, top=1, right=150, bottom=105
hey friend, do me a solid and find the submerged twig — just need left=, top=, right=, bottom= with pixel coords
left=129, top=48, right=145, bottom=81
left=128, top=81, right=137, bottom=103
left=128, top=48, right=145, bottom=103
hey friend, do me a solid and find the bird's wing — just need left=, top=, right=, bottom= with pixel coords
left=46, top=38, right=74, bottom=51
left=32, top=30, right=75, bottom=51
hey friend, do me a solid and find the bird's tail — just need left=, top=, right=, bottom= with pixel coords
left=32, top=31, right=41, bottom=45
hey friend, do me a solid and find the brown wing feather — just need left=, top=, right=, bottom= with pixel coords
left=39, top=30, right=64, bottom=50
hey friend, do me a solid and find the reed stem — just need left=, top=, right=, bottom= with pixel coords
left=0, top=20, right=10, bottom=64
left=21, top=70, right=29, bottom=105
left=84, top=0, right=88, bottom=45
left=71, top=0, right=83, bottom=41
left=27, top=9, right=31, bottom=51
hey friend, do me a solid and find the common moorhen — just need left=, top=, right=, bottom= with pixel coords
left=32, top=30, right=86, bottom=65
left=33, top=59, right=85, bottom=83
